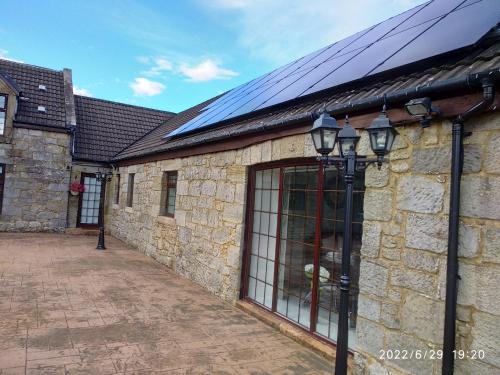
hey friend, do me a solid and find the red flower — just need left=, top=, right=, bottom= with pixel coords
left=70, top=182, right=85, bottom=193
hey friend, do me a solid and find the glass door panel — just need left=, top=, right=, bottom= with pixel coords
left=276, top=165, right=319, bottom=329
left=79, top=175, right=101, bottom=226
left=247, top=168, right=280, bottom=309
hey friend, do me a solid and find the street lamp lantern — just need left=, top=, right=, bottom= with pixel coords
left=366, top=109, right=398, bottom=158
left=337, top=118, right=360, bottom=158
left=310, top=112, right=342, bottom=157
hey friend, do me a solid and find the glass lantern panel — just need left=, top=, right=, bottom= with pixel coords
left=323, top=129, right=337, bottom=151
left=311, top=131, right=323, bottom=152
left=340, top=139, right=354, bottom=157
left=386, top=130, right=396, bottom=152
left=370, top=130, right=387, bottom=152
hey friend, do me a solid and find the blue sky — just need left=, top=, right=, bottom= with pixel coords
left=0, top=0, right=423, bottom=113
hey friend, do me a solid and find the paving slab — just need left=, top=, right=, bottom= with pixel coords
left=0, top=233, right=333, bottom=374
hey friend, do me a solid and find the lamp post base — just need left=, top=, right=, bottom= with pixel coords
left=96, top=228, right=106, bottom=250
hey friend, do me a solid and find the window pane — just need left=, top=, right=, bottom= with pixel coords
left=0, top=112, right=5, bottom=135
left=168, top=173, right=177, bottom=184
left=0, top=96, right=5, bottom=109
left=255, top=171, right=263, bottom=189
left=263, top=170, right=272, bottom=189
left=114, top=175, right=120, bottom=204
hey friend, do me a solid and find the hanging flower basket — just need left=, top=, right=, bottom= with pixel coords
left=70, top=182, right=85, bottom=196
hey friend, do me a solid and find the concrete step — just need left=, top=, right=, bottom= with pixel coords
left=235, top=299, right=347, bottom=364
left=65, top=228, right=109, bottom=236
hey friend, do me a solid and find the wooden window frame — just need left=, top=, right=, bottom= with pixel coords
left=161, top=171, right=177, bottom=217
left=0, top=94, right=7, bottom=136
left=114, top=174, right=120, bottom=205
left=0, top=163, right=5, bottom=214
left=127, top=173, right=135, bottom=207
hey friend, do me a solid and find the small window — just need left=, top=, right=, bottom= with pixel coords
left=127, top=173, right=135, bottom=207
left=160, top=171, right=177, bottom=217
left=114, top=174, right=120, bottom=205
left=0, top=164, right=5, bottom=214
left=0, top=94, right=7, bottom=135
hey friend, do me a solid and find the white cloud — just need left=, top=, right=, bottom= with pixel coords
left=204, top=0, right=424, bottom=65
left=129, top=77, right=165, bottom=96
left=179, top=59, right=238, bottom=82
left=73, top=86, right=93, bottom=97
left=209, top=0, right=251, bottom=9
left=136, top=56, right=150, bottom=64
left=0, top=49, right=23, bottom=63
left=141, top=57, right=173, bottom=77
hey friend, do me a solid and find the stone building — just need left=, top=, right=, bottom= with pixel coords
left=68, top=95, right=173, bottom=228
left=0, top=59, right=173, bottom=231
left=0, top=60, right=74, bottom=231
left=1, top=1, right=500, bottom=374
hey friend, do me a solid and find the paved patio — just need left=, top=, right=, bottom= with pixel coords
left=0, top=233, right=333, bottom=374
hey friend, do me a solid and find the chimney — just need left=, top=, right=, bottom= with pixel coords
left=63, top=68, right=77, bottom=128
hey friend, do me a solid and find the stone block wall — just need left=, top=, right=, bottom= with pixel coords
left=0, top=128, right=71, bottom=231
left=108, top=112, right=499, bottom=375
left=108, top=134, right=318, bottom=301
left=354, top=112, right=500, bottom=375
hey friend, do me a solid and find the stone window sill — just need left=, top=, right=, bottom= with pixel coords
left=125, top=206, right=134, bottom=213
left=157, top=215, right=175, bottom=225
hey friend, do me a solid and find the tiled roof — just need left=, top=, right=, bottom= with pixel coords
left=74, top=95, right=175, bottom=162
left=114, top=41, right=500, bottom=162
left=114, top=96, right=221, bottom=161
left=0, top=59, right=67, bottom=128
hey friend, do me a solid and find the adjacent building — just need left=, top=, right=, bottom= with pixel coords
left=1, top=0, right=499, bottom=374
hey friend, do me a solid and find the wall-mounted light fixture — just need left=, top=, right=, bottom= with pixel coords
left=404, top=97, right=441, bottom=128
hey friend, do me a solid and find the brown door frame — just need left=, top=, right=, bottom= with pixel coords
left=0, top=163, right=5, bottom=214
left=76, top=172, right=99, bottom=228
left=240, top=157, right=324, bottom=334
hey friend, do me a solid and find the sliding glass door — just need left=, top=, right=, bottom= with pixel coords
left=243, top=160, right=364, bottom=345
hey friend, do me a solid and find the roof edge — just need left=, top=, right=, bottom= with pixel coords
left=0, top=58, right=65, bottom=74
left=113, top=67, right=500, bottom=163
left=74, top=94, right=176, bottom=115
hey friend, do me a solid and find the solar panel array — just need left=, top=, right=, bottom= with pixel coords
left=167, top=0, right=500, bottom=138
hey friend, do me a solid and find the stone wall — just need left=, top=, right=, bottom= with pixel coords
left=0, top=128, right=71, bottom=231
left=108, top=112, right=499, bottom=375
left=108, top=134, right=318, bottom=301
left=354, top=112, right=500, bottom=375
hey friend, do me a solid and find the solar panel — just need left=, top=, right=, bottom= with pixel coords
left=167, top=0, right=500, bottom=138
left=370, top=0, right=500, bottom=74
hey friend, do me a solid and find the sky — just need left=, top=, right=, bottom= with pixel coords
left=0, top=0, right=424, bottom=113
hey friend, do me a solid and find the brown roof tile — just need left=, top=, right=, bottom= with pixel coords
left=0, top=59, right=67, bottom=127
left=74, top=95, right=175, bottom=162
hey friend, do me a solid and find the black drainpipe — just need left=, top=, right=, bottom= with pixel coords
left=442, top=77, right=495, bottom=375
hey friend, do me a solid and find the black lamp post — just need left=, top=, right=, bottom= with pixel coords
left=95, top=171, right=112, bottom=250
left=310, top=109, right=397, bottom=375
